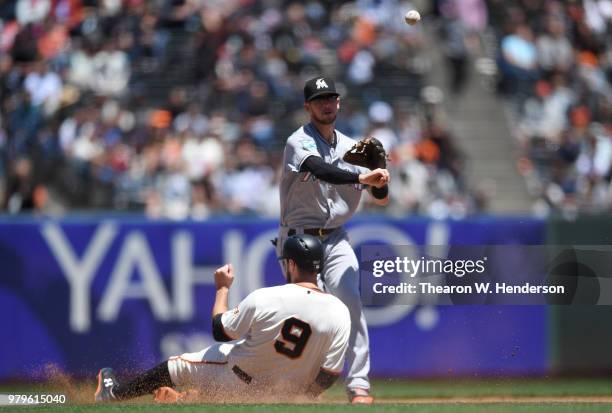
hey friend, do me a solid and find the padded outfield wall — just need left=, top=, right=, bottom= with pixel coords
left=546, top=216, right=612, bottom=375
left=0, top=216, right=551, bottom=379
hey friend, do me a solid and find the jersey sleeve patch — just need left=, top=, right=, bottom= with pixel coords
left=301, top=139, right=317, bottom=152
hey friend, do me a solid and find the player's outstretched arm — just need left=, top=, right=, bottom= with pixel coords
left=211, top=264, right=235, bottom=342
left=211, top=264, right=234, bottom=317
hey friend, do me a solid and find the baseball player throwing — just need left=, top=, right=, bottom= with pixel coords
left=95, top=234, right=351, bottom=403
left=277, top=77, right=390, bottom=404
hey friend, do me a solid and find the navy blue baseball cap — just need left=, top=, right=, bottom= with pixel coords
left=304, top=77, right=340, bottom=102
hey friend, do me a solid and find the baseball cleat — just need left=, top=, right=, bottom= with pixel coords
left=94, top=367, right=119, bottom=402
left=348, top=388, right=374, bottom=404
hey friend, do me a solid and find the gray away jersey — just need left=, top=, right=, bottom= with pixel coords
left=280, top=123, right=368, bottom=228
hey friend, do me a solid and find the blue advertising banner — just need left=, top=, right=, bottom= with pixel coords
left=0, top=216, right=546, bottom=379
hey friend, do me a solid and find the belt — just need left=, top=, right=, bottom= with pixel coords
left=288, top=227, right=338, bottom=237
left=232, top=365, right=252, bottom=384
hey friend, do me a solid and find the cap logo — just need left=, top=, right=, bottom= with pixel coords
left=315, top=78, right=328, bottom=89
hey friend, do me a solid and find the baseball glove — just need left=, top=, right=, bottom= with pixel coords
left=154, top=387, right=184, bottom=403
left=153, top=387, right=199, bottom=403
left=343, top=137, right=387, bottom=170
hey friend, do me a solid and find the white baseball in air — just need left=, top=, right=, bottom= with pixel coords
left=405, top=10, right=421, bottom=25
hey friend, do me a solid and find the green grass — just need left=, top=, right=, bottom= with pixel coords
left=338, top=378, right=612, bottom=398
left=3, top=404, right=612, bottom=413
left=2, top=379, right=612, bottom=413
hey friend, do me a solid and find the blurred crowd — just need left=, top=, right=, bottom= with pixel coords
left=491, top=0, right=612, bottom=216
left=0, top=0, right=473, bottom=218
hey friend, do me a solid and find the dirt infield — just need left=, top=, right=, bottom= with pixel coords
left=11, top=368, right=612, bottom=406
left=66, top=389, right=612, bottom=405
left=79, top=395, right=612, bottom=405
left=7, top=385, right=612, bottom=406
left=40, top=382, right=612, bottom=406
left=28, top=377, right=612, bottom=405
left=150, top=394, right=612, bottom=405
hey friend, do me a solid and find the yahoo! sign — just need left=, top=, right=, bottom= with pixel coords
left=38, top=220, right=446, bottom=333
left=0, top=216, right=547, bottom=378
left=40, top=222, right=273, bottom=333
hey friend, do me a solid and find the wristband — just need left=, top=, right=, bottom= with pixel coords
left=371, top=184, right=388, bottom=199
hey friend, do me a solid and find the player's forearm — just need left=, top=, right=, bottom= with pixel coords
left=301, top=156, right=360, bottom=185
left=211, top=287, right=229, bottom=317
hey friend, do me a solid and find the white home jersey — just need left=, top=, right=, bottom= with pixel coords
left=220, top=283, right=350, bottom=392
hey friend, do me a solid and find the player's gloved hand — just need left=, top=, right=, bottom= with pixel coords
left=359, top=168, right=390, bottom=188
left=154, top=387, right=199, bottom=403
left=343, top=136, right=387, bottom=170
left=214, top=264, right=234, bottom=289
left=153, top=387, right=185, bottom=403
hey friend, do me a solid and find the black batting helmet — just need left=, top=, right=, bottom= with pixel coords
left=278, top=234, right=324, bottom=272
